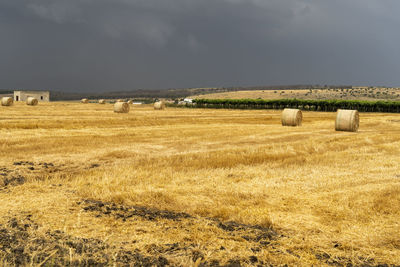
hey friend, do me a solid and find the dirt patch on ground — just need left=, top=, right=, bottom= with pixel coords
left=79, top=199, right=280, bottom=266
left=12, top=160, right=101, bottom=173
left=79, top=199, right=396, bottom=267
left=81, top=199, right=276, bottom=243
left=215, top=220, right=275, bottom=244
left=313, top=251, right=396, bottom=267
left=2, top=175, right=26, bottom=187
left=0, top=215, right=170, bottom=266
left=1, top=161, right=57, bottom=186
left=0, top=206, right=394, bottom=266
left=0, top=214, right=266, bottom=267
left=0, top=161, right=103, bottom=190
left=0, top=166, right=26, bottom=189
left=81, top=199, right=192, bottom=221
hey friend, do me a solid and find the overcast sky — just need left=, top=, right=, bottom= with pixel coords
left=0, top=0, right=399, bottom=92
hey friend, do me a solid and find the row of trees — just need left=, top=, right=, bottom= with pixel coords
left=191, top=99, right=400, bottom=113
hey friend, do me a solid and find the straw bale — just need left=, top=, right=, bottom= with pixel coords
left=335, top=109, right=359, bottom=132
left=1, top=97, right=13, bottom=106
left=26, top=97, right=38, bottom=106
left=281, top=108, right=302, bottom=126
left=114, top=102, right=130, bottom=113
left=154, top=101, right=165, bottom=110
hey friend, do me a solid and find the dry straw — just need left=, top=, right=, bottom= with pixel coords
left=114, top=102, right=130, bottom=113
left=1, top=97, right=13, bottom=106
left=81, top=98, right=89, bottom=104
left=127, top=100, right=133, bottom=104
left=26, top=97, right=38, bottom=106
left=98, top=99, right=106, bottom=104
left=281, top=108, right=302, bottom=126
left=335, top=109, right=359, bottom=132
left=116, top=99, right=124, bottom=103
left=154, top=101, right=165, bottom=110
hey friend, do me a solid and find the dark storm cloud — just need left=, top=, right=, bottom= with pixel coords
left=0, top=0, right=399, bottom=91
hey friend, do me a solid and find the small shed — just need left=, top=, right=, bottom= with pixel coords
left=14, top=91, right=50, bottom=102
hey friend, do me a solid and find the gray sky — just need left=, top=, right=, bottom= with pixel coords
left=1, top=0, right=399, bottom=92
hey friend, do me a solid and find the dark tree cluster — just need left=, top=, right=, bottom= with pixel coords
left=190, top=99, right=400, bottom=113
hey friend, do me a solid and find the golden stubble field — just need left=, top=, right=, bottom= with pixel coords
left=0, top=101, right=400, bottom=266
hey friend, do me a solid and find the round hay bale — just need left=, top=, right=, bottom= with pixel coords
left=98, top=99, right=106, bottom=104
left=81, top=98, right=89, bottom=104
left=335, top=109, right=359, bottom=132
left=114, top=102, right=130, bottom=113
left=281, top=108, right=302, bottom=126
left=154, top=101, right=165, bottom=110
left=26, top=97, right=38, bottom=106
left=1, top=97, right=13, bottom=106
left=127, top=100, right=133, bottom=104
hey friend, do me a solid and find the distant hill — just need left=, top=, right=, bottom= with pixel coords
left=50, top=88, right=208, bottom=101
left=190, top=87, right=400, bottom=101
left=50, top=85, right=353, bottom=101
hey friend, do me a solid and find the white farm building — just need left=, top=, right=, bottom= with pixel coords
left=14, top=91, right=50, bottom=102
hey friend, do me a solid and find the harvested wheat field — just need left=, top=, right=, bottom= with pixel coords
left=0, top=101, right=400, bottom=266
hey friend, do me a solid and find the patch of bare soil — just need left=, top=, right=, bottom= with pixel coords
left=313, top=251, right=400, bottom=267
left=0, top=166, right=26, bottom=189
left=81, top=199, right=192, bottom=221
left=0, top=210, right=395, bottom=266
left=79, top=200, right=398, bottom=267
left=79, top=200, right=280, bottom=266
left=0, top=214, right=260, bottom=267
left=81, top=199, right=276, bottom=243
left=0, top=161, right=52, bottom=190
left=0, top=215, right=170, bottom=266
left=0, top=161, right=103, bottom=190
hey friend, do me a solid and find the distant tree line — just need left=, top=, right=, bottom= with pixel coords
left=191, top=99, right=400, bottom=113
